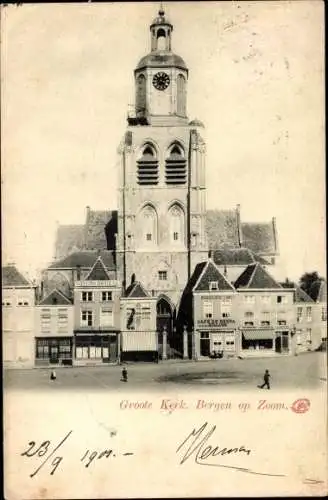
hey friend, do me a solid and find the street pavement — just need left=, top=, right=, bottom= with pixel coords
left=3, top=351, right=326, bottom=392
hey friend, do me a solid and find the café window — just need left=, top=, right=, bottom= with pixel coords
left=81, top=310, right=93, bottom=327
left=261, top=295, right=270, bottom=304
left=203, top=301, right=213, bottom=319
left=41, top=309, right=51, bottom=332
left=102, top=291, right=113, bottom=302
left=277, top=295, right=288, bottom=304
left=305, top=328, right=312, bottom=344
left=306, top=307, right=312, bottom=322
left=221, top=303, right=231, bottom=318
left=297, top=307, right=303, bottom=323
left=18, top=298, right=29, bottom=306
left=81, top=291, right=93, bottom=302
left=261, top=311, right=270, bottom=326
left=2, top=300, right=12, bottom=307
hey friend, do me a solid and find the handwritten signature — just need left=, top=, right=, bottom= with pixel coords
left=176, top=422, right=285, bottom=477
left=21, top=431, right=134, bottom=478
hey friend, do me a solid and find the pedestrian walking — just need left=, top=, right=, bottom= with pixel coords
left=50, top=370, right=57, bottom=381
left=258, top=369, right=270, bottom=389
left=121, top=367, right=128, bottom=382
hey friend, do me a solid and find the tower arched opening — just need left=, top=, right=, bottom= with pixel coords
left=137, top=144, right=159, bottom=185
left=165, top=143, right=186, bottom=185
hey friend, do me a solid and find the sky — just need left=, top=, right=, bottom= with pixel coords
left=1, top=1, right=325, bottom=282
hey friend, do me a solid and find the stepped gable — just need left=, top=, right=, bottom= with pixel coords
left=49, top=250, right=116, bottom=271
left=309, top=279, right=327, bottom=303
left=212, top=248, right=269, bottom=266
left=85, top=208, right=118, bottom=251
left=38, top=288, right=72, bottom=306
left=206, top=209, right=240, bottom=249
left=241, top=219, right=278, bottom=256
left=2, top=265, right=31, bottom=287
left=234, top=263, right=282, bottom=289
left=54, top=225, right=85, bottom=260
left=125, top=281, right=150, bottom=298
left=193, top=259, right=235, bottom=292
left=85, top=256, right=112, bottom=281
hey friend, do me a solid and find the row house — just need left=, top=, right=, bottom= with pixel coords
left=120, top=281, right=157, bottom=362
left=178, top=259, right=240, bottom=359
left=2, top=265, right=36, bottom=368
left=234, top=263, right=295, bottom=356
left=35, top=289, right=74, bottom=366
left=180, top=259, right=296, bottom=359
left=73, top=257, right=121, bottom=365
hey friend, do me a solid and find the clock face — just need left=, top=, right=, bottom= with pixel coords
left=152, top=72, right=170, bottom=91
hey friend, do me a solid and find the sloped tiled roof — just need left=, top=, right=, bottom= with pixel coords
left=2, top=265, right=31, bottom=287
left=49, top=250, right=116, bottom=270
left=234, top=263, right=282, bottom=290
left=54, top=225, right=85, bottom=260
left=38, top=288, right=72, bottom=306
left=212, top=248, right=269, bottom=266
left=125, top=281, right=150, bottom=298
left=206, top=209, right=240, bottom=249
left=309, top=279, right=327, bottom=303
left=183, top=262, right=208, bottom=294
left=194, top=260, right=235, bottom=292
left=85, top=257, right=112, bottom=281
left=241, top=220, right=277, bottom=255
left=293, top=286, right=314, bottom=303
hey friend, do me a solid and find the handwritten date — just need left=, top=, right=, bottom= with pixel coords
left=21, top=431, right=134, bottom=478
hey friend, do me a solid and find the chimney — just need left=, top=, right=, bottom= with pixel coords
left=76, top=265, right=81, bottom=281
left=236, top=204, right=243, bottom=247
left=208, top=250, right=213, bottom=259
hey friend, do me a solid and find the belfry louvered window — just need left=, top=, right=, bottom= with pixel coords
left=165, top=144, right=186, bottom=185
left=137, top=145, right=159, bottom=185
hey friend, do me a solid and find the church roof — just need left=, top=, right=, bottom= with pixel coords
left=193, top=260, right=235, bottom=292
left=241, top=220, right=278, bottom=255
left=136, top=52, right=187, bottom=71
left=85, top=257, right=112, bottom=281
left=234, top=263, right=282, bottom=290
left=2, top=265, right=32, bottom=287
left=49, top=250, right=116, bottom=271
left=206, top=209, right=240, bottom=249
left=212, top=248, right=269, bottom=266
left=54, top=224, right=85, bottom=261
left=38, top=288, right=72, bottom=306
left=85, top=209, right=117, bottom=251
left=125, top=281, right=150, bottom=298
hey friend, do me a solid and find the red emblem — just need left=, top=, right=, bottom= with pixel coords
left=291, top=398, right=311, bottom=414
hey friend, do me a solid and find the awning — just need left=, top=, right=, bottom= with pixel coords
left=242, top=329, right=275, bottom=340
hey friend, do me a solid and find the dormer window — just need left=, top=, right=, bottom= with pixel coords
left=209, top=281, right=218, bottom=291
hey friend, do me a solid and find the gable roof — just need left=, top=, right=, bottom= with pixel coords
left=183, top=262, right=208, bottom=295
left=38, top=288, right=72, bottom=306
left=309, top=279, right=327, bottom=303
left=234, top=263, right=282, bottom=290
left=125, top=282, right=150, bottom=298
left=2, top=265, right=32, bottom=287
left=85, top=257, right=112, bottom=281
left=212, top=248, right=270, bottom=266
left=49, top=250, right=116, bottom=271
left=193, top=259, right=235, bottom=292
left=294, top=286, right=314, bottom=303
left=241, top=219, right=278, bottom=255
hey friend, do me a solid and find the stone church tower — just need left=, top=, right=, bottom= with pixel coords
left=116, top=7, right=208, bottom=311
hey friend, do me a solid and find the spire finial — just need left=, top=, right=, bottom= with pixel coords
left=159, top=2, right=164, bottom=16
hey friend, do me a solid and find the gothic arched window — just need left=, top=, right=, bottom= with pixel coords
left=165, top=143, right=186, bottom=185
left=140, top=204, right=158, bottom=245
left=137, top=143, right=159, bottom=185
left=177, top=74, right=186, bottom=116
left=156, top=28, right=166, bottom=51
left=168, top=204, right=185, bottom=245
left=136, top=74, right=146, bottom=116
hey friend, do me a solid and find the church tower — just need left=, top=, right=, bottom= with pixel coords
left=116, top=7, right=208, bottom=313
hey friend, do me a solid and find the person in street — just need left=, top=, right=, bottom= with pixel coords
left=259, top=369, right=271, bottom=389
left=50, top=370, right=57, bottom=381
left=121, top=367, right=128, bottom=382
